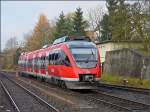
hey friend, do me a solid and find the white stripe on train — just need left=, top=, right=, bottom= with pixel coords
left=22, top=71, right=100, bottom=81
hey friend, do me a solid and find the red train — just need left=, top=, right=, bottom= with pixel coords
left=18, top=36, right=101, bottom=89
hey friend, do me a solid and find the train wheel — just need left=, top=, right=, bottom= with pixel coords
left=61, top=81, right=66, bottom=89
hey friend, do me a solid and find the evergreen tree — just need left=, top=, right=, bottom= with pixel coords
left=54, top=11, right=67, bottom=38
left=53, top=12, right=75, bottom=40
left=111, top=0, right=132, bottom=40
left=73, top=7, right=88, bottom=36
left=100, top=14, right=111, bottom=41
left=106, top=0, right=118, bottom=15
left=100, top=0, right=118, bottom=41
left=65, top=13, right=75, bottom=36
left=100, top=0, right=132, bottom=41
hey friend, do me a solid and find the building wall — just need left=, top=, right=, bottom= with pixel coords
left=96, top=41, right=143, bottom=63
left=104, top=48, right=150, bottom=79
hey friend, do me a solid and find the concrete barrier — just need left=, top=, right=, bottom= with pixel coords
left=104, top=48, right=150, bottom=80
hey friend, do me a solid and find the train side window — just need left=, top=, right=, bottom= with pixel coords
left=34, top=58, right=36, bottom=68
left=45, top=56, right=48, bottom=66
left=56, top=51, right=61, bottom=65
left=38, top=57, right=41, bottom=68
left=40, top=57, right=42, bottom=68
left=51, top=53, right=54, bottom=65
left=60, top=51, right=71, bottom=66
left=53, top=53, right=56, bottom=65
left=43, top=56, right=46, bottom=68
left=64, top=56, right=71, bottom=66
left=50, top=54, right=52, bottom=64
left=54, top=53, right=59, bottom=65
left=49, top=54, right=52, bottom=65
left=41, top=56, right=44, bottom=68
left=40, top=57, right=42, bottom=67
left=36, top=57, right=38, bottom=68
left=28, top=59, right=30, bottom=67
left=44, top=56, right=47, bottom=68
left=43, top=56, right=45, bottom=68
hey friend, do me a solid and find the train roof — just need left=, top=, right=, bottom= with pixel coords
left=53, top=36, right=91, bottom=45
left=19, top=36, right=96, bottom=59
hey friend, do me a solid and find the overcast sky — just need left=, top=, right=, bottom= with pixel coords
left=1, top=1, right=107, bottom=50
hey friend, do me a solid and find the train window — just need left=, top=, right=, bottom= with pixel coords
left=49, top=54, right=52, bottom=64
left=43, top=56, right=45, bottom=68
left=52, top=53, right=55, bottom=64
left=45, top=56, right=48, bottom=66
left=34, top=57, right=37, bottom=69
left=30, top=59, right=32, bottom=67
left=64, top=56, right=71, bottom=66
left=43, top=57, right=45, bottom=65
left=38, top=57, right=41, bottom=68
left=44, top=56, right=48, bottom=67
left=60, top=50, right=71, bottom=66
left=40, top=56, right=43, bottom=68
left=55, top=53, right=61, bottom=65
left=55, top=53, right=58, bottom=60
left=48, top=50, right=70, bottom=66
left=49, top=55, right=50, bottom=61
left=54, top=53, right=58, bottom=65
left=53, top=53, right=56, bottom=65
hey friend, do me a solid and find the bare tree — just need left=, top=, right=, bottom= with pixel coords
left=87, top=6, right=104, bottom=41
left=5, top=37, right=17, bottom=50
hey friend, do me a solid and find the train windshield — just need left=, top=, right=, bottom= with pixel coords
left=70, top=48, right=98, bottom=68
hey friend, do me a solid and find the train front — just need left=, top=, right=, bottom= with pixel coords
left=65, top=41, right=101, bottom=89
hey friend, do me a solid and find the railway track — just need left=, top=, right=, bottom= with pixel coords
left=0, top=74, right=60, bottom=112
left=2, top=72, right=149, bottom=112
left=17, top=74, right=150, bottom=112
left=98, top=83, right=150, bottom=94
left=16, top=75, right=124, bottom=112
left=0, top=80, right=20, bottom=112
left=90, top=90, right=150, bottom=112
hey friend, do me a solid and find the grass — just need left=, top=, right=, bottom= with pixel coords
left=100, top=74, right=150, bottom=89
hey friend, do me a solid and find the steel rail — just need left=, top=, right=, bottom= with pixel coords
left=94, top=90, right=150, bottom=111
left=0, top=80, right=21, bottom=112
left=18, top=75, right=149, bottom=111
left=98, top=83, right=150, bottom=94
left=89, top=95, right=132, bottom=112
left=3, top=74, right=60, bottom=112
left=18, top=76, right=131, bottom=111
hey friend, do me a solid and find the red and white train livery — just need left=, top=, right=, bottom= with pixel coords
left=18, top=36, right=101, bottom=89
